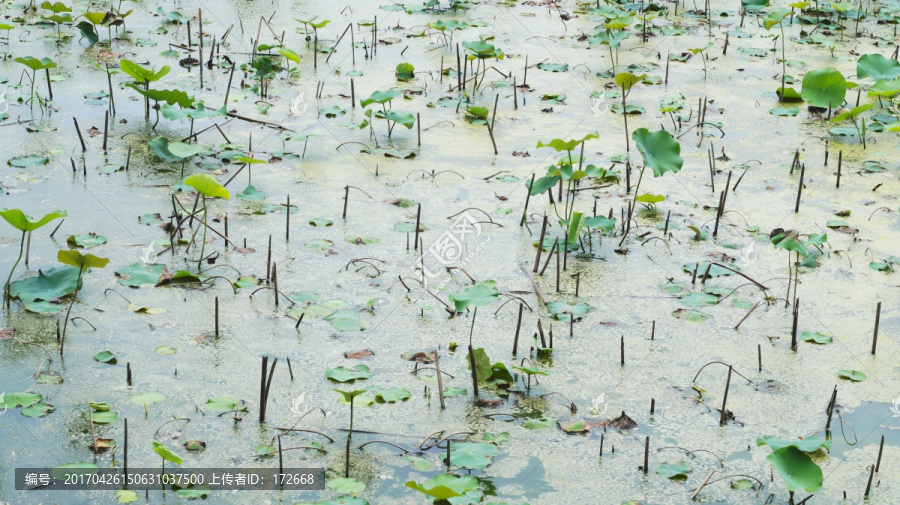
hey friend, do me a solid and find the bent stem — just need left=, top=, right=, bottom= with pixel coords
left=5, top=230, right=25, bottom=307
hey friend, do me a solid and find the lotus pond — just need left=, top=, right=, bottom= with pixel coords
left=0, top=0, right=899, bottom=504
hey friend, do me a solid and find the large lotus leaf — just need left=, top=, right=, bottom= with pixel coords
left=204, top=396, right=246, bottom=412
left=161, top=103, right=227, bottom=121
left=405, top=474, right=479, bottom=500
left=148, top=137, right=182, bottom=163
left=868, top=78, right=900, bottom=97
left=856, top=54, right=900, bottom=81
left=152, top=441, right=183, bottom=465
left=527, top=174, right=560, bottom=195
left=115, top=263, right=167, bottom=287
left=10, top=266, right=82, bottom=302
left=757, top=436, right=831, bottom=453
left=449, top=442, right=499, bottom=469
left=658, top=461, right=692, bottom=480
left=57, top=250, right=109, bottom=270
left=120, top=60, right=169, bottom=83
left=536, top=132, right=599, bottom=152
left=51, top=463, right=99, bottom=483
left=126, top=85, right=194, bottom=107
left=614, top=72, right=646, bottom=91
left=82, top=11, right=106, bottom=25
left=132, top=392, right=165, bottom=406
left=372, top=109, right=415, bottom=129
left=369, top=387, right=411, bottom=403
left=326, top=365, right=372, bottom=383
left=8, top=155, right=49, bottom=167
left=766, top=446, right=823, bottom=493
left=800, top=68, right=846, bottom=108
left=771, top=230, right=809, bottom=257
left=468, top=347, right=492, bottom=383
left=333, top=389, right=375, bottom=407
left=167, top=142, right=203, bottom=159
left=360, top=89, right=402, bottom=107
left=183, top=174, right=230, bottom=199
left=632, top=128, right=683, bottom=177
left=0, top=392, right=42, bottom=409
left=763, top=8, right=791, bottom=29
left=278, top=48, right=301, bottom=64
left=584, top=215, right=616, bottom=234
left=325, top=310, right=363, bottom=331
left=448, top=281, right=499, bottom=312
left=41, top=1, right=72, bottom=13
left=461, top=40, right=503, bottom=59
left=0, top=208, right=67, bottom=232
left=15, top=56, right=57, bottom=71
left=546, top=301, right=592, bottom=321
left=567, top=212, right=585, bottom=244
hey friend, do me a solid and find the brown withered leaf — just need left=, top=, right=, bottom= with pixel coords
left=475, top=398, right=503, bottom=408
left=89, top=438, right=115, bottom=452
left=344, top=349, right=374, bottom=359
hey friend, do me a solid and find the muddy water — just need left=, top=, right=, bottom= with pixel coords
left=1, top=0, right=899, bottom=504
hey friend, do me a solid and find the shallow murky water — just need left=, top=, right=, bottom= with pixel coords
left=1, top=0, right=899, bottom=504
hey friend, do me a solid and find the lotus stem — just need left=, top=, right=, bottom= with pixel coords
left=5, top=230, right=25, bottom=306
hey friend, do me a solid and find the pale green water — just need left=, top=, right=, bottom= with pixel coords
left=0, top=0, right=899, bottom=504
